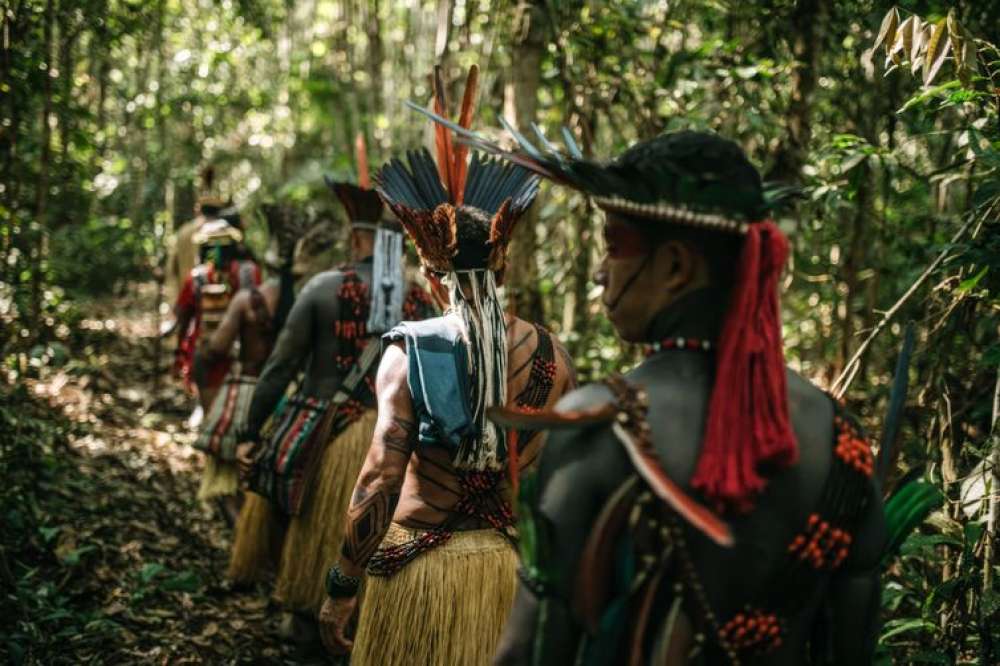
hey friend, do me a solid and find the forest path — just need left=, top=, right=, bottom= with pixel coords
left=3, top=286, right=327, bottom=665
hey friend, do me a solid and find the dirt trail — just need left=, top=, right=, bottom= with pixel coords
left=3, top=286, right=328, bottom=664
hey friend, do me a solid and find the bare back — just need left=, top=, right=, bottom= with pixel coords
left=388, top=315, right=575, bottom=531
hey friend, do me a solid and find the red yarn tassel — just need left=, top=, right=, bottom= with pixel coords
left=691, top=221, right=797, bottom=513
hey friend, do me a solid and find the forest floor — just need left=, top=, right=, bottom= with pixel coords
left=0, top=286, right=330, bottom=665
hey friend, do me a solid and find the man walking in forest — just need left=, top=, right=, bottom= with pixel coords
left=191, top=204, right=313, bottom=581
left=317, top=66, right=576, bottom=666
left=166, top=166, right=226, bottom=304
left=235, top=137, right=437, bottom=642
left=456, top=129, right=886, bottom=664
left=173, top=216, right=261, bottom=420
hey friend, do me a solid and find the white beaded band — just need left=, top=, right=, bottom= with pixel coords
left=593, top=196, right=749, bottom=235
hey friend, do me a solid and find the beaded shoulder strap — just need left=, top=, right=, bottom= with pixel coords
left=513, top=323, right=558, bottom=410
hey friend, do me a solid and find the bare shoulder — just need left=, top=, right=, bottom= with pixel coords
left=228, top=288, right=252, bottom=312
left=506, top=316, right=537, bottom=346
left=375, top=341, right=409, bottom=394
left=258, top=279, right=280, bottom=299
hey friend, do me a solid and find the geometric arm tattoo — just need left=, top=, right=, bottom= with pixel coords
left=339, top=416, right=417, bottom=570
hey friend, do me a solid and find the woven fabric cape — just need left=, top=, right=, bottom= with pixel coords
left=194, top=375, right=257, bottom=461
left=248, top=393, right=334, bottom=516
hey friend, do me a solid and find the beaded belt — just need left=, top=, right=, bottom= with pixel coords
left=366, top=469, right=514, bottom=578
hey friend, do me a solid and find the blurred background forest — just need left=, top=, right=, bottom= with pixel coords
left=3, top=0, right=1000, bottom=663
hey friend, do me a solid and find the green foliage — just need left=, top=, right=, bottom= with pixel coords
left=3, top=0, right=1000, bottom=659
left=49, top=217, right=154, bottom=296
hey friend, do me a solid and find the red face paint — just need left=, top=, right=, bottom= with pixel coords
left=604, top=219, right=647, bottom=258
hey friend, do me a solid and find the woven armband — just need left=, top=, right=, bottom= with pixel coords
left=326, top=564, right=361, bottom=599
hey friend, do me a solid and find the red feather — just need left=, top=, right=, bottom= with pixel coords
left=355, top=133, right=371, bottom=190
left=432, top=65, right=457, bottom=201
left=453, top=65, right=479, bottom=204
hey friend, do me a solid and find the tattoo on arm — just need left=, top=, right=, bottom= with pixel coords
left=341, top=486, right=402, bottom=566
left=340, top=416, right=416, bottom=568
left=509, top=329, right=534, bottom=354
left=382, top=416, right=418, bottom=455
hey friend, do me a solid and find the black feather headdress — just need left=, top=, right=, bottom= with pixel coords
left=374, top=65, right=539, bottom=273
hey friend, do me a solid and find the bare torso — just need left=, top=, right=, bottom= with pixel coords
left=236, top=280, right=279, bottom=376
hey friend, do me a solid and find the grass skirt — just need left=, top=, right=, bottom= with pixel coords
left=352, top=523, right=518, bottom=666
left=227, top=491, right=285, bottom=584
left=273, top=409, right=376, bottom=615
left=197, top=457, right=239, bottom=501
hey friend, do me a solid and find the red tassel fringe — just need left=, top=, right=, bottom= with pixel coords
left=691, top=221, right=798, bottom=513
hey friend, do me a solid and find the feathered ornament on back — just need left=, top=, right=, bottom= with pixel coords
left=325, top=133, right=384, bottom=226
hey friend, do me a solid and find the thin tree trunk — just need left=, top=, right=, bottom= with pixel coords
left=31, top=0, right=56, bottom=323
left=503, top=0, right=546, bottom=324
left=766, top=0, right=828, bottom=182
left=985, top=367, right=1000, bottom=588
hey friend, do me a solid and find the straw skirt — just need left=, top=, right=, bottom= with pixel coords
left=351, top=523, right=518, bottom=666
left=227, top=491, right=285, bottom=584
left=198, top=457, right=240, bottom=501
left=272, top=409, right=377, bottom=615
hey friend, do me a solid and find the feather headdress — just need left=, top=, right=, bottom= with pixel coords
left=325, top=133, right=406, bottom=334
left=417, top=115, right=800, bottom=512
left=374, top=65, right=539, bottom=273
left=325, top=133, right=385, bottom=229
left=374, top=64, right=540, bottom=471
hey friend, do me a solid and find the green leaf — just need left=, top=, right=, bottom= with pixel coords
left=899, top=532, right=960, bottom=556
left=38, top=526, right=60, bottom=543
left=880, top=617, right=935, bottom=642
left=898, top=80, right=961, bottom=113
left=956, top=266, right=988, bottom=293
left=972, top=180, right=1000, bottom=208
left=162, top=569, right=201, bottom=593
left=139, top=562, right=165, bottom=583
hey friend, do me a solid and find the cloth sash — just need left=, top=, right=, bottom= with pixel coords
left=384, top=318, right=475, bottom=454
left=249, top=393, right=334, bottom=516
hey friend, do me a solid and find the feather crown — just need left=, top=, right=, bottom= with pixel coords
left=325, top=133, right=385, bottom=227
left=374, top=65, right=540, bottom=273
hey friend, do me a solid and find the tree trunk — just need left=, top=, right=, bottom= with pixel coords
left=31, top=0, right=56, bottom=323
left=766, top=0, right=828, bottom=182
left=503, top=0, right=546, bottom=324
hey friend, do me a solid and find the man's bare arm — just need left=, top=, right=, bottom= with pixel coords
left=193, top=290, right=245, bottom=387
left=337, top=342, right=415, bottom=577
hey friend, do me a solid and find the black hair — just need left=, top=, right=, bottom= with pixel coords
left=452, top=205, right=492, bottom=270
left=200, top=203, right=224, bottom=217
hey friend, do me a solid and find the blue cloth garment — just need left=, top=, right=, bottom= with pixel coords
left=384, top=317, right=476, bottom=453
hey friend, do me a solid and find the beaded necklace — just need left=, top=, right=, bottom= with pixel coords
left=646, top=336, right=714, bottom=355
